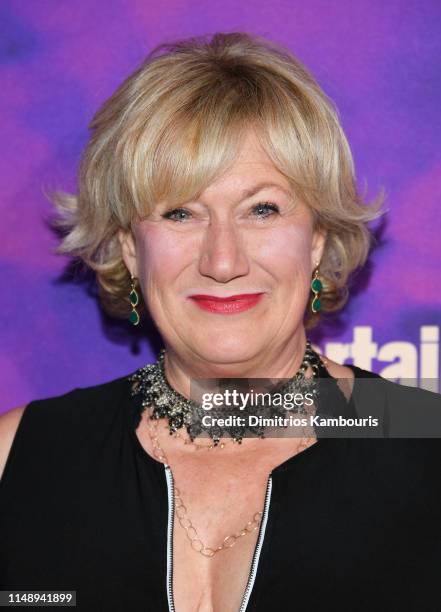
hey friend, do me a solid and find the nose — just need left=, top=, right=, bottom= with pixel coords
left=198, top=218, right=250, bottom=283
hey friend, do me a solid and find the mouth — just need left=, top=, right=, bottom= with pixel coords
left=187, top=293, right=265, bottom=314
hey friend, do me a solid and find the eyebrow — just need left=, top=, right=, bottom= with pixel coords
left=240, top=181, right=292, bottom=200
left=159, top=181, right=294, bottom=213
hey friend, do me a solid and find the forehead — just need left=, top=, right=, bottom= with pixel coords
left=201, top=128, right=292, bottom=200
left=233, top=128, right=274, bottom=164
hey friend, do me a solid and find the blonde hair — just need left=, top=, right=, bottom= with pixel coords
left=51, top=31, right=385, bottom=329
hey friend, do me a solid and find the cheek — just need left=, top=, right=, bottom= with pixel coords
left=135, top=224, right=190, bottom=281
left=257, top=225, right=313, bottom=279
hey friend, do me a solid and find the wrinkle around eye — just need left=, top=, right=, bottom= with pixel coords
left=155, top=197, right=301, bottom=227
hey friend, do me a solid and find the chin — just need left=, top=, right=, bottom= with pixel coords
left=190, top=335, right=264, bottom=368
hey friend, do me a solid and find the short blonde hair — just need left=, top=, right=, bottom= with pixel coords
left=51, top=31, right=385, bottom=329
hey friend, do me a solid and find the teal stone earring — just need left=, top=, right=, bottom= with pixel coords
left=310, top=265, right=322, bottom=313
left=129, top=275, right=140, bottom=326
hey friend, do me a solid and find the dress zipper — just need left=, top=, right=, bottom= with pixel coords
left=164, top=465, right=273, bottom=612
left=164, top=465, right=176, bottom=612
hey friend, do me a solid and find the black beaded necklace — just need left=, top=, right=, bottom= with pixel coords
left=128, top=340, right=328, bottom=445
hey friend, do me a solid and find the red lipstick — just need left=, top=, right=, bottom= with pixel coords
left=188, top=293, right=264, bottom=314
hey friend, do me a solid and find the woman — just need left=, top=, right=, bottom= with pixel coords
left=1, top=32, right=440, bottom=612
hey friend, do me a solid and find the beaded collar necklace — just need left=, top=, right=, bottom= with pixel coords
left=129, top=340, right=328, bottom=445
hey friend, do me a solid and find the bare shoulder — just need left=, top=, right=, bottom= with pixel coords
left=0, top=406, right=27, bottom=482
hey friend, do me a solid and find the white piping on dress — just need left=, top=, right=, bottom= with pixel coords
left=238, top=475, right=273, bottom=612
left=164, top=465, right=175, bottom=612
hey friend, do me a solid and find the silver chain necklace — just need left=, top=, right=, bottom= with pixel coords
left=129, top=340, right=327, bottom=445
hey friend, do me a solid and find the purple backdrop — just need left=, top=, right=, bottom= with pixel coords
left=1, top=0, right=440, bottom=411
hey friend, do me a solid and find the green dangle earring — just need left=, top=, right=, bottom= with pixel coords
left=129, top=274, right=140, bottom=326
left=310, top=264, right=322, bottom=313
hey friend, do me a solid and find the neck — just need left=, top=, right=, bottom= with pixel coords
left=162, top=328, right=312, bottom=400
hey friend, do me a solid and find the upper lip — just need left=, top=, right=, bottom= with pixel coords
left=188, top=293, right=264, bottom=301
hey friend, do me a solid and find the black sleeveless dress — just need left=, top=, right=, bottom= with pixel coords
left=1, top=364, right=440, bottom=611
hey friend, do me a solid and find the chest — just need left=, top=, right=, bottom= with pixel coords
left=172, top=523, right=259, bottom=612
left=165, top=466, right=272, bottom=612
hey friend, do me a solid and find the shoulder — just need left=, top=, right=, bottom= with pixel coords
left=335, top=370, right=441, bottom=464
left=0, top=406, right=27, bottom=482
left=13, top=374, right=132, bottom=422
left=345, top=367, right=441, bottom=438
left=0, top=373, right=134, bottom=483
left=349, top=366, right=441, bottom=407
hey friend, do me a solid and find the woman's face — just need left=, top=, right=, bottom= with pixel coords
left=120, top=128, right=326, bottom=366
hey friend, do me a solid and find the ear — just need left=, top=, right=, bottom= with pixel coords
left=311, top=227, right=327, bottom=271
left=118, top=228, right=138, bottom=277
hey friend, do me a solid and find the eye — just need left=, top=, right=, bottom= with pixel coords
left=161, top=207, right=191, bottom=222
left=161, top=201, right=281, bottom=223
left=251, top=202, right=280, bottom=219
